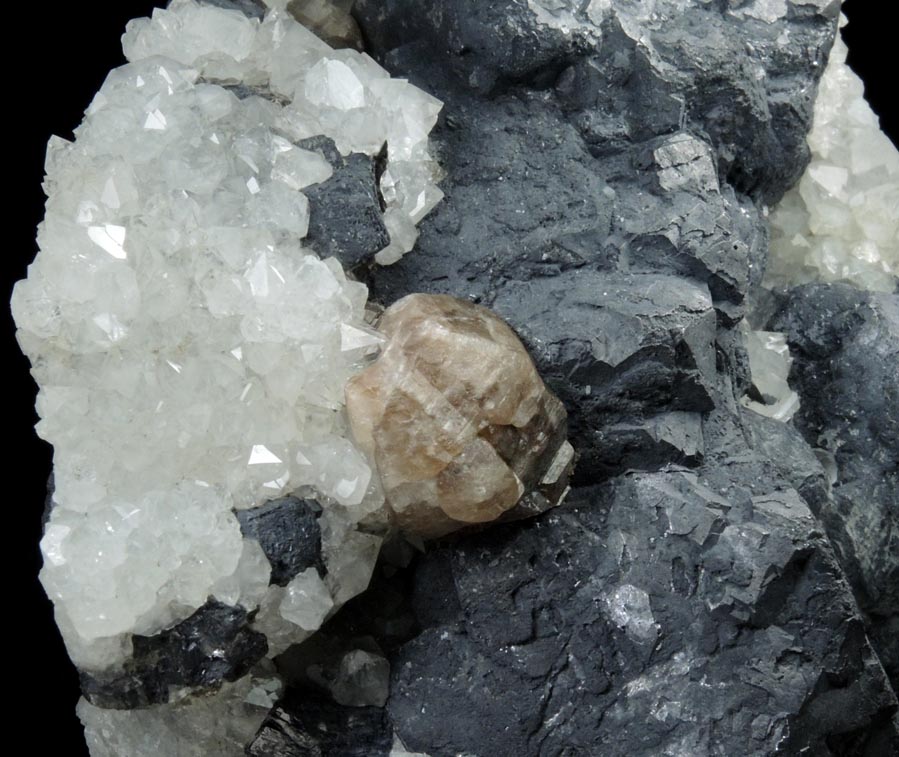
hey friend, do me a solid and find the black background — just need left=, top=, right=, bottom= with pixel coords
left=5, top=2, right=896, bottom=753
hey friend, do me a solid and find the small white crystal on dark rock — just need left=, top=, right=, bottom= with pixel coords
left=741, top=326, right=800, bottom=422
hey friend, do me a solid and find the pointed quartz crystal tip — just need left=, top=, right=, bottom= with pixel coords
left=345, top=294, right=574, bottom=539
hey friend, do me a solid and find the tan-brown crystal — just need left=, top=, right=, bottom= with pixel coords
left=346, top=294, right=573, bottom=538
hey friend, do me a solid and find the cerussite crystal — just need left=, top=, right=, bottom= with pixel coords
left=346, top=294, right=574, bottom=538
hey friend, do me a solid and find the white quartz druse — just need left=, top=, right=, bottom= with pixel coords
left=11, top=0, right=442, bottom=672
left=78, top=668, right=282, bottom=757
left=767, top=15, right=898, bottom=292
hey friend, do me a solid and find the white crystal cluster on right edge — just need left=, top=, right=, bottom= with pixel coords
left=766, top=15, right=898, bottom=292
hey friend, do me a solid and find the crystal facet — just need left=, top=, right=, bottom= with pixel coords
left=346, top=294, right=573, bottom=538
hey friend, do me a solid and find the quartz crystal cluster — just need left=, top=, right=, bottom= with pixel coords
left=767, top=15, right=899, bottom=292
left=12, top=0, right=443, bottom=724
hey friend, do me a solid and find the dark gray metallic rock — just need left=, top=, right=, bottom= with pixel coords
left=355, top=0, right=838, bottom=204
left=491, top=271, right=716, bottom=482
left=333, top=7, right=899, bottom=753
left=247, top=690, right=392, bottom=756
left=770, top=283, right=899, bottom=686
left=354, top=0, right=835, bottom=329
left=237, top=496, right=325, bottom=586
left=741, top=408, right=831, bottom=515
left=388, top=420, right=898, bottom=755
left=298, top=136, right=390, bottom=269
left=80, top=601, right=268, bottom=709
left=366, top=93, right=613, bottom=306
left=351, top=1, right=822, bottom=496
left=600, top=134, right=769, bottom=320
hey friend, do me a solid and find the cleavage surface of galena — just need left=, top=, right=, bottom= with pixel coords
left=12, top=0, right=899, bottom=755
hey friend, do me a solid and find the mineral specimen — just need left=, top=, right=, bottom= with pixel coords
left=740, top=325, right=800, bottom=422
left=78, top=666, right=282, bottom=757
left=236, top=496, right=325, bottom=586
left=15, top=0, right=899, bottom=755
left=342, top=0, right=897, bottom=754
left=80, top=601, right=269, bottom=708
left=491, top=272, right=716, bottom=482
left=387, top=466, right=897, bottom=756
left=346, top=294, right=573, bottom=538
left=247, top=691, right=393, bottom=756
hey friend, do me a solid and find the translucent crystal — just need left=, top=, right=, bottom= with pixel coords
left=41, top=482, right=243, bottom=640
left=279, top=568, right=334, bottom=630
left=211, top=538, right=272, bottom=609
left=252, top=585, right=311, bottom=656
left=346, top=294, right=573, bottom=538
left=390, top=737, right=432, bottom=757
left=604, top=584, right=659, bottom=643
left=323, top=527, right=382, bottom=604
left=329, top=649, right=390, bottom=707
left=78, top=669, right=281, bottom=757
left=740, top=325, right=800, bottom=423
left=295, top=439, right=373, bottom=506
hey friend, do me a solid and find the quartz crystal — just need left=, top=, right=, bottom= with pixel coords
left=346, top=294, right=574, bottom=539
left=329, top=649, right=391, bottom=707
left=767, top=15, right=899, bottom=292
left=78, top=668, right=282, bottom=757
left=740, top=326, right=800, bottom=422
left=11, top=0, right=442, bottom=683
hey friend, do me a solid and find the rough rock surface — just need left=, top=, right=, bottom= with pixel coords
left=299, top=136, right=390, bottom=269
left=389, top=462, right=897, bottom=755
left=770, top=283, right=899, bottom=687
left=237, top=496, right=325, bottom=586
left=355, top=0, right=837, bottom=485
left=285, top=2, right=899, bottom=755
left=492, top=271, right=715, bottom=483
left=247, top=690, right=393, bottom=756
left=78, top=667, right=281, bottom=757
left=356, top=0, right=838, bottom=201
